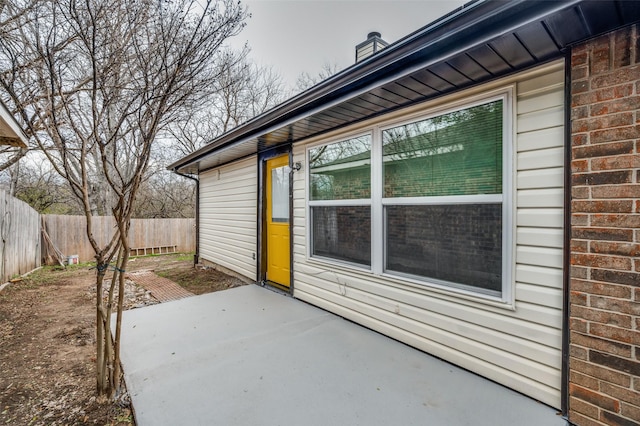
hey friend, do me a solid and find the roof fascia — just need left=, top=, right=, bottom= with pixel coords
left=169, top=0, right=581, bottom=173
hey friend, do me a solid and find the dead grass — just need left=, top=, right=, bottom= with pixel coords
left=0, top=253, right=246, bottom=425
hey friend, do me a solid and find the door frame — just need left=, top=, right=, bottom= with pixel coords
left=257, top=145, right=293, bottom=295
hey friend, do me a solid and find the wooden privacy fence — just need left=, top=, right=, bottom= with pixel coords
left=0, top=190, right=41, bottom=283
left=42, top=215, right=195, bottom=263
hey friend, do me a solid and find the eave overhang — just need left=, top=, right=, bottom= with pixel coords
left=0, top=99, right=28, bottom=148
left=170, top=0, right=640, bottom=175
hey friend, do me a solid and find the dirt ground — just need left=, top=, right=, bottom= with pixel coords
left=0, top=253, right=246, bottom=425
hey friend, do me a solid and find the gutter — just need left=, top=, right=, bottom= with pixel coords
left=168, top=0, right=584, bottom=174
left=174, top=171, right=200, bottom=266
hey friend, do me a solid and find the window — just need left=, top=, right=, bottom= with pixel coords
left=307, top=94, right=510, bottom=299
left=383, top=99, right=505, bottom=295
left=308, top=135, right=372, bottom=267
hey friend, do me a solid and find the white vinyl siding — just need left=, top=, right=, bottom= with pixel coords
left=200, top=156, right=257, bottom=280
left=292, top=62, right=565, bottom=408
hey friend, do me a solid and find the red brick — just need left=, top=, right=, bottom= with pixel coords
left=591, top=65, right=640, bottom=89
left=571, top=253, right=632, bottom=270
left=573, top=186, right=590, bottom=199
left=127, top=271, right=193, bottom=302
left=572, top=344, right=589, bottom=360
left=572, top=306, right=633, bottom=329
left=570, top=280, right=632, bottom=298
left=620, top=403, right=640, bottom=423
left=573, top=141, right=635, bottom=159
left=590, top=96, right=640, bottom=116
left=634, top=288, right=640, bottom=302
left=590, top=155, right=640, bottom=171
left=589, top=33, right=612, bottom=51
left=572, top=200, right=634, bottom=214
left=571, top=266, right=590, bottom=279
left=573, top=79, right=590, bottom=94
left=570, top=383, right=621, bottom=412
left=635, top=27, right=640, bottom=66
left=570, top=411, right=607, bottom=426
left=572, top=290, right=589, bottom=306
left=591, top=269, right=640, bottom=287
left=572, top=239, right=589, bottom=252
left=590, top=351, right=640, bottom=377
left=589, top=323, right=640, bottom=345
left=573, top=51, right=589, bottom=67
left=572, top=331, right=633, bottom=357
left=571, top=396, right=601, bottom=419
left=635, top=378, right=640, bottom=392
left=589, top=295, right=640, bottom=315
left=572, top=358, right=632, bottom=387
left=614, top=29, right=632, bottom=68
left=592, top=46, right=612, bottom=75
left=591, top=241, right=640, bottom=257
left=574, top=91, right=597, bottom=107
left=600, top=410, right=640, bottom=426
left=571, top=369, right=600, bottom=390
left=573, top=132, right=590, bottom=147
left=590, top=214, right=640, bottom=228
left=571, top=317, right=589, bottom=333
left=601, top=382, right=640, bottom=408
left=573, top=67, right=589, bottom=81
left=572, top=227, right=634, bottom=241
left=573, top=112, right=635, bottom=133
left=573, top=105, right=590, bottom=120
left=573, top=171, right=632, bottom=186
left=592, top=185, right=640, bottom=199
left=581, top=84, right=636, bottom=106
left=572, top=214, right=590, bottom=226
left=573, top=159, right=590, bottom=172
left=591, top=126, right=640, bottom=144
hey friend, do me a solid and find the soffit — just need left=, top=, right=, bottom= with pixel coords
left=0, top=100, right=27, bottom=148
left=171, top=0, right=640, bottom=175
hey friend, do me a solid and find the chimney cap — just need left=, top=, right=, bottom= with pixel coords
left=356, top=31, right=389, bottom=63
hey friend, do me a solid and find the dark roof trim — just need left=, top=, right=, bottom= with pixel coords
left=170, top=0, right=639, bottom=174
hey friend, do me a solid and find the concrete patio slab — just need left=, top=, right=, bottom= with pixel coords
left=118, top=284, right=567, bottom=426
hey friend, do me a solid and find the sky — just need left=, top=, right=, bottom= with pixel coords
left=228, top=0, right=468, bottom=89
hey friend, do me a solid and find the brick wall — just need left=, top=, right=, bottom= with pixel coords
left=569, top=24, right=640, bottom=426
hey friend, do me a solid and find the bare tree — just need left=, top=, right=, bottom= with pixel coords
left=294, top=61, right=341, bottom=93
left=10, top=159, right=82, bottom=213
left=0, top=0, right=247, bottom=397
left=168, top=52, right=287, bottom=156
left=132, top=171, right=196, bottom=218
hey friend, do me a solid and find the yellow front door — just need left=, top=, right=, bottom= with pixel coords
left=266, top=155, right=290, bottom=288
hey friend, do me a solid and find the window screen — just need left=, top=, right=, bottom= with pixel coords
left=308, top=134, right=372, bottom=267
left=306, top=96, right=508, bottom=297
left=382, top=100, right=503, bottom=198
left=309, top=135, right=371, bottom=200
left=386, top=204, right=502, bottom=293
left=312, top=206, right=371, bottom=266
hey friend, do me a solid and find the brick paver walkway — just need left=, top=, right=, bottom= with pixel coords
left=127, top=271, right=193, bottom=302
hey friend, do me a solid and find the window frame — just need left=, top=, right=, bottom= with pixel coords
left=306, top=131, right=374, bottom=271
left=305, top=88, right=514, bottom=304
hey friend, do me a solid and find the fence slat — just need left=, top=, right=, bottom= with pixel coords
left=1, top=190, right=41, bottom=282
left=42, top=215, right=195, bottom=263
